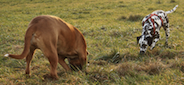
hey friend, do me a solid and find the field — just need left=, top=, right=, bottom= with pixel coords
left=0, top=0, right=184, bottom=84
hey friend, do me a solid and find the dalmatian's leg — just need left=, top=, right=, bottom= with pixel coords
left=163, top=16, right=170, bottom=46
left=150, top=31, right=160, bottom=50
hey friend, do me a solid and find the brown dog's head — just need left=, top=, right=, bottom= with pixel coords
left=68, top=51, right=88, bottom=71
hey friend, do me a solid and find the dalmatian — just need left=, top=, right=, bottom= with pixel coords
left=137, top=5, right=178, bottom=54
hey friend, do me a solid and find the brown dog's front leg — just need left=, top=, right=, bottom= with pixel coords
left=58, top=57, right=71, bottom=72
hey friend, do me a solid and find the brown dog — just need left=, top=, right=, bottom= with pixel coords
left=4, top=15, right=88, bottom=79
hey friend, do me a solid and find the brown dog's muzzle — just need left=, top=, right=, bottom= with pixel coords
left=68, top=57, right=84, bottom=71
left=69, top=64, right=82, bottom=71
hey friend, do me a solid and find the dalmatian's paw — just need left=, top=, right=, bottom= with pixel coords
left=150, top=46, right=155, bottom=50
left=164, top=42, right=169, bottom=47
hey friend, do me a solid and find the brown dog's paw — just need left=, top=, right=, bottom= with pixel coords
left=26, top=75, right=31, bottom=78
left=23, top=74, right=31, bottom=78
left=43, top=74, right=59, bottom=80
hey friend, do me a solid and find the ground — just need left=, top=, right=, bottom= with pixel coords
left=0, top=0, right=184, bottom=84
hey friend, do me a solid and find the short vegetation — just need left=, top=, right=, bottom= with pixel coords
left=0, top=0, right=184, bottom=84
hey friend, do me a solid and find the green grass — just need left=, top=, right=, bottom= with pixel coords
left=0, top=0, right=184, bottom=84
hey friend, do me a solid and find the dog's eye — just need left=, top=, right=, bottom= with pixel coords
left=142, top=44, right=147, bottom=48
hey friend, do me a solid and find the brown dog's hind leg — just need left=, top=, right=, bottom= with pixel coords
left=25, top=46, right=36, bottom=75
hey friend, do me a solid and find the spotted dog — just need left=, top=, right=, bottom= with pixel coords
left=137, top=5, right=178, bottom=54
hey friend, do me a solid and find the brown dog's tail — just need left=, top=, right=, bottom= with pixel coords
left=4, top=25, right=36, bottom=59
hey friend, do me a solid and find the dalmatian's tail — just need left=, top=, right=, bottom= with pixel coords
left=165, top=5, right=178, bottom=14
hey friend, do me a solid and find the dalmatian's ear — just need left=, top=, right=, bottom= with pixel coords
left=146, top=37, right=154, bottom=46
left=137, top=35, right=142, bottom=44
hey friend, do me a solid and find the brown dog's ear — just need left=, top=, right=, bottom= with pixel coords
left=137, top=35, right=142, bottom=44
left=87, top=51, right=89, bottom=55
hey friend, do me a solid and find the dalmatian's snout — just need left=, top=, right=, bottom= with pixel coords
left=140, top=51, right=145, bottom=55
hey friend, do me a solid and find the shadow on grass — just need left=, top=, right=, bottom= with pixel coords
left=96, top=48, right=184, bottom=63
left=118, top=14, right=144, bottom=22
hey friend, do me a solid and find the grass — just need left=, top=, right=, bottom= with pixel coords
left=0, top=0, right=184, bottom=84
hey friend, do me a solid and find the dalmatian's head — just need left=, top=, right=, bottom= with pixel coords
left=137, top=25, right=154, bottom=54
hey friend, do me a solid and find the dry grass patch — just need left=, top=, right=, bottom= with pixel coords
left=116, top=60, right=167, bottom=76
left=117, top=56, right=184, bottom=77
left=116, top=62, right=136, bottom=76
left=85, top=63, right=117, bottom=83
